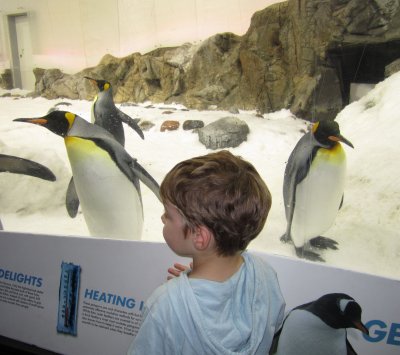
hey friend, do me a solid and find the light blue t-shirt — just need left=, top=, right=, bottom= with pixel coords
left=127, top=252, right=285, bottom=355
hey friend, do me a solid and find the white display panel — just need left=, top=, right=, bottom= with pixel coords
left=0, top=231, right=399, bottom=354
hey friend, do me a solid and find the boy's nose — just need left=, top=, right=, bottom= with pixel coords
left=161, top=214, right=165, bottom=224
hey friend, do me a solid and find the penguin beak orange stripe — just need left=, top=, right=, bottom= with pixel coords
left=353, top=321, right=369, bottom=335
left=14, top=118, right=48, bottom=125
left=329, top=135, right=354, bottom=149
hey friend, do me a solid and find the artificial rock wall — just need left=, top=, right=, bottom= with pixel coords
left=33, top=0, right=400, bottom=121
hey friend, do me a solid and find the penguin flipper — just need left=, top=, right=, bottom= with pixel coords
left=295, top=246, right=325, bottom=262
left=309, top=236, right=339, bottom=250
left=346, top=337, right=358, bottom=355
left=66, top=177, right=80, bottom=218
left=282, top=137, right=315, bottom=245
left=118, top=110, right=144, bottom=139
left=269, top=328, right=283, bottom=354
left=0, top=154, right=56, bottom=181
left=339, top=194, right=344, bottom=210
left=128, top=160, right=161, bottom=202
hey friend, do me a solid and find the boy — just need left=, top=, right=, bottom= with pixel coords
left=128, top=150, right=285, bottom=355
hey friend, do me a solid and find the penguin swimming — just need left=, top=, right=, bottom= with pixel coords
left=270, top=293, right=369, bottom=355
left=65, top=77, right=145, bottom=218
left=0, top=154, right=56, bottom=230
left=14, top=111, right=161, bottom=240
left=282, top=120, right=354, bottom=262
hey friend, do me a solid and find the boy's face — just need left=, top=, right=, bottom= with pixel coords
left=161, top=201, right=193, bottom=257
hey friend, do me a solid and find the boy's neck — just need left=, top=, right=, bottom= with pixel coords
left=189, top=252, right=244, bottom=282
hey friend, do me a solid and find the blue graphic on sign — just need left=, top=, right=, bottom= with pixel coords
left=57, top=262, right=81, bottom=336
left=363, top=320, right=400, bottom=346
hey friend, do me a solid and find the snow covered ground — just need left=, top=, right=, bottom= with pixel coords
left=1, top=72, right=399, bottom=280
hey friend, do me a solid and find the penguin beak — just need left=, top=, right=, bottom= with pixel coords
left=353, top=321, right=369, bottom=335
left=14, top=117, right=48, bottom=126
left=329, top=134, right=354, bottom=148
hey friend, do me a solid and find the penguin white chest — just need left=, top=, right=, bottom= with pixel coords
left=291, top=144, right=347, bottom=247
left=65, top=137, right=143, bottom=240
left=276, top=309, right=347, bottom=355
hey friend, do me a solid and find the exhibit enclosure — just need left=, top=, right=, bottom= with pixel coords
left=0, top=0, right=399, bottom=353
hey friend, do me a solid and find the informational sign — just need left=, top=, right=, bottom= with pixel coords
left=0, top=231, right=399, bottom=354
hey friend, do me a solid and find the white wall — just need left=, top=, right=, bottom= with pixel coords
left=0, top=0, right=283, bottom=74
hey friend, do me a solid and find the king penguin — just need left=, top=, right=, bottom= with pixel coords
left=85, top=76, right=144, bottom=144
left=14, top=111, right=161, bottom=240
left=282, top=120, right=354, bottom=261
left=65, top=77, right=144, bottom=218
left=0, top=154, right=56, bottom=230
left=270, top=293, right=369, bottom=355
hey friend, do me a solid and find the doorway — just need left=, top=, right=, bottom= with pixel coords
left=328, top=40, right=400, bottom=106
left=7, top=13, right=35, bottom=91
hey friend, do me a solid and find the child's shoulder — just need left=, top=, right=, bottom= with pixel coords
left=244, top=251, right=274, bottom=268
left=243, top=252, right=279, bottom=280
left=147, top=275, right=186, bottom=309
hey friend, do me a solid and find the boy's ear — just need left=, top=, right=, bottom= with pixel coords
left=192, top=225, right=213, bottom=251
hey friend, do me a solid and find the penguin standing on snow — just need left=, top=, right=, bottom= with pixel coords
left=84, top=76, right=144, bottom=144
left=65, top=77, right=144, bottom=218
left=270, top=293, right=369, bottom=355
left=0, top=154, right=56, bottom=230
left=14, top=111, right=160, bottom=240
left=281, top=120, right=354, bottom=261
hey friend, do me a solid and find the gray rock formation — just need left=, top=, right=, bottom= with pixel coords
left=31, top=0, right=400, bottom=121
left=385, top=58, right=400, bottom=77
left=0, top=69, right=12, bottom=90
left=198, top=117, right=249, bottom=149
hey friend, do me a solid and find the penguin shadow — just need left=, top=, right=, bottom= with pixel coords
left=0, top=153, right=56, bottom=230
left=281, top=120, right=354, bottom=263
left=269, top=293, right=369, bottom=355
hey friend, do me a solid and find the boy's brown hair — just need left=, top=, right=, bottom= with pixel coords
left=160, top=150, right=272, bottom=256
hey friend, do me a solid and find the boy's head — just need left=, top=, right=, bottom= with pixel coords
left=160, top=150, right=272, bottom=256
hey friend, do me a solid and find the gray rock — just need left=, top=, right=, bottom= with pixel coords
left=183, top=120, right=204, bottom=130
left=385, top=58, right=400, bottom=77
left=229, top=107, right=240, bottom=114
left=198, top=117, right=249, bottom=150
left=0, top=69, right=13, bottom=90
left=139, top=120, right=155, bottom=131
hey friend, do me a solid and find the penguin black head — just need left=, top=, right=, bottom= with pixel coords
left=84, top=76, right=111, bottom=92
left=312, top=121, right=354, bottom=149
left=305, top=293, right=369, bottom=335
left=14, top=110, right=75, bottom=137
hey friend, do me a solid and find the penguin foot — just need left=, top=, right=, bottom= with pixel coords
left=280, top=233, right=292, bottom=244
left=295, top=247, right=325, bottom=262
left=309, top=236, right=338, bottom=250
